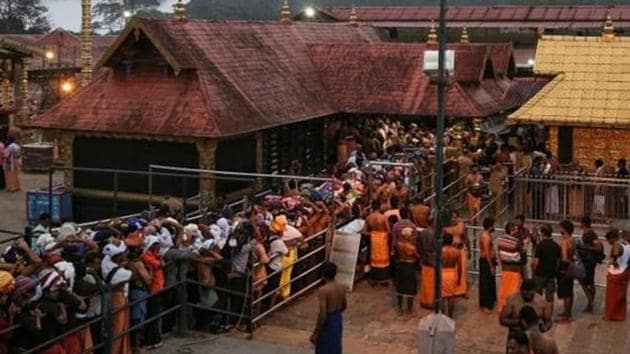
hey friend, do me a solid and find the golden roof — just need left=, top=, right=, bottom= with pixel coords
left=509, top=34, right=630, bottom=128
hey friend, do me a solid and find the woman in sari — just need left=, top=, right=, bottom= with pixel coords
left=3, top=128, right=21, bottom=192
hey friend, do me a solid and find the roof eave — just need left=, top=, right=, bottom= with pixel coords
left=96, top=18, right=184, bottom=75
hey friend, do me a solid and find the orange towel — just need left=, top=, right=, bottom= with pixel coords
left=497, top=270, right=522, bottom=312
left=420, top=265, right=434, bottom=309
left=370, top=231, right=390, bottom=269
left=442, top=267, right=459, bottom=298
left=111, top=291, right=131, bottom=354
left=467, top=192, right=481, bottom=212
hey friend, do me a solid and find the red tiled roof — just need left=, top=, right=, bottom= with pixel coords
left=30, top=19, right=381, bottom=138
left=30, top=18, right=525, bottom=138
left=309, top=43, right=428, bottom=115
left=309, top=42, right=513, bottom=118
left=324, top=5, right=630, bottom=25
left=502, top=76, right=552, bottom=111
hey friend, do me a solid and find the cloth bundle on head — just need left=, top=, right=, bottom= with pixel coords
left=39, top=268, right=67, bottom=292
left=54, top=261, right=76, bottom=291
left=124, top=231, right=144, bottom=248
left=103, top=242, right=127, bottom=258
left=12, top=275, right=36, bottom=298
left=143, top=235, right=160, bottom=253
left=184, top=223, right=202, bottom=242
left=158, top=227, right=174, bottom=256
left=57, top=222, right=81, bottom=243
left=271, top=215, right=288, bottom=234
left=282, top=224, right=303, bottom=242
left=36, top=233, right=56, bottom=255
left=0, top=271, right=15, bottom=295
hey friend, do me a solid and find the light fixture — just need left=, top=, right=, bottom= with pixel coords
left=527, top=58, right=535, bottom=66
left=60, top=80, right=75, bottom=94
left=45, top=50, right=54, bottom=60
left=304, top=7, right=316, bottom=18
left=123, top=10, right=133, bottom=18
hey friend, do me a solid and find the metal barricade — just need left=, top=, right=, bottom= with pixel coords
left=513, top=174, right=630, bottom=225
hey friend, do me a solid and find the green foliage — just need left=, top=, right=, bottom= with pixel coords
left=0, top=0, right=50, bottom=34
left=92, top=0, right=165, bottom=34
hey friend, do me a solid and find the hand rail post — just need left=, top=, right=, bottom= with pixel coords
left=176, top=265, right=188, bottom=337
left=113, top=171, right=119, bottom=217
left=101, top=287, right=114, bottom=354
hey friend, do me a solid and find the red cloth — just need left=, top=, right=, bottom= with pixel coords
left=605, top=269, right=630, bottom=321
left=142, top=249, right=164, bottom=294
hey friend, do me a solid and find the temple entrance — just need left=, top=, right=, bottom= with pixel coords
left=558, top=126, right=573, bottom=164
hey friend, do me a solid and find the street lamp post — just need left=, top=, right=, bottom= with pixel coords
left=433, top=0, right=448, bottom=314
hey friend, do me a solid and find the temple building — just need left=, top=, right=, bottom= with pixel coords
left=509, top=18, right=630, bottom=167
left=25, top=9, right=542, bottom=220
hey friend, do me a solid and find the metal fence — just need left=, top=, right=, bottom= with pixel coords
left=513, top=173, right=630, bottom=225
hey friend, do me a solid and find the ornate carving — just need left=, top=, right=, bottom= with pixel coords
left=80, top=0, right=93, bottom=87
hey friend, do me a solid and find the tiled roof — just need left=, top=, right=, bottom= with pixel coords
left=29, top=18, right=528, bottom=138
left=309, top=42, right=513, bottom=118
left=308, top=43, right=428, bottom=115
left=502, top=77, right=552, bottom=111
left=30, top=19, right=381, bottom=138
left=509, top=35, right=630, bottom=127
left=322, top=5, right=630, bottom=27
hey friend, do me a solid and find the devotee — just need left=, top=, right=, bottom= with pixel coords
left=3, top=127, right=21, bottom=192
left=443, top=210, right=469, bottom=298
left=500, top=280, right=552, bottom=352
left=465, top=165, right=484, bottom=225
left=441, top=234, right=462, bottom=318
left=391, top=207, right=416, bottom=255
left=141, top=235, right=164, bottom=349
left=532, top=224, right=560, bottom=311
left=604, top=229, right=630, bottom=321
left=101, top=242, right=132, bottom=354
left=266, top=221, right=288, bottom=309
left=418, top=216, right=436, bottom=309
left=498, top=222, right=525, bottom=312
left=506, top=330, right=531, bottom=354
left=520, top=306, right=559, bottom=354
left=593, top=159, right=606, bottom=218
left=363, top=200, right=391, bottom=285
left=411, top=195, right=431, bottom=229
left=576, top=216, right=604, bottom=313
left=126, top=239, right=151, bottom=354
left=556, top=220, right=575, bottom=322
left=310, top=262, right=347, bottom=354
left=479, top=217, right=497, bottom=313
left=516, top=214, right=533, bottom=278
left=395, top=227, right=418, bottom=314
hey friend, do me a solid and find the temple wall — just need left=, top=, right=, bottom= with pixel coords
left=573, top=127, right=630, bottom=168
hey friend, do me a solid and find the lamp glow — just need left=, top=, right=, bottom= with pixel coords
left=527, top=58, right=535, bottom=66
left=304, top=7, right=316, bottom=18
left=61, top=81, right=75, bottom=94
left=123, top=10, right=133, bottom=18
left=45, top=51, right=54, bottom=60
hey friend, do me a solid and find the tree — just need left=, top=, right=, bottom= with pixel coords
left=0, top=0, right=50, bottom=34
left=93, top=0, right=165, bottom=34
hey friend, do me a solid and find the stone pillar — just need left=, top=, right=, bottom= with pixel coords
left=547, top=126, right=559, bottom=158
left=57, top=132, right=75, bottom=190
left=255, top=132, right=264, bottom=189
left=1, top=60, right=12, bottom=107
left=196, top=139, right=218, bottom=199
left=18, top=61, right=28, bottom=122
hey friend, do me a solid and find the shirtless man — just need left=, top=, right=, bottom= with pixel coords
left=465, top=165, right=484, bottom=225
left=520, top=306, right=559, bottom=354
left=363, top=200, right=391, bottom=284
left=311, top=262, right=347, bottom=354
left=441, top=234, right=462, bottom=317
left=411, top=195, right=431, bottom=229
left=500, top=279, right=553, bottom=352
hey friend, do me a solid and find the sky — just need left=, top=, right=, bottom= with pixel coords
left=42, top=0, right=174, bottom=32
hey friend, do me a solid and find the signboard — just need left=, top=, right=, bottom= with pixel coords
left=330, top=219, right=364, bottom=292
left=422, top=50, right=455, bottom=73
left=27, top=191, right=73, bottom=223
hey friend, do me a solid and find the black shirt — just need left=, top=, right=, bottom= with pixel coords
left=534, top=238, right=561, bottom=278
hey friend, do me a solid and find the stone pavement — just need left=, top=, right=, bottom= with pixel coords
left=154, top=333, right=309, bottom=354
left=0, top=171, right=63, bottom=240
left=253, top=278, right=630, bottom=354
